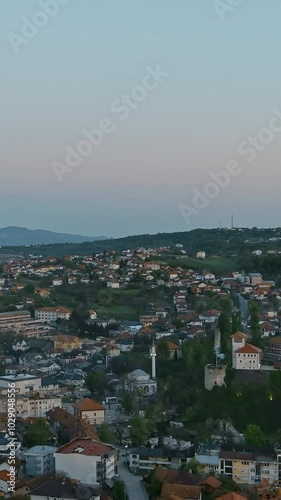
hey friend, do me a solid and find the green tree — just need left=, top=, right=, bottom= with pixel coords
left=249, top=301, right=261, bottom=346
left=121, top=390, right=135, bottom=414
left=111, top=480, right=127, bottom=500
left=146, top=471, right=162, bottom=499
left=129, top=415, right=151, bottom=446
left=23, top=419, right=51, bottom=447
left=85, top=371, right=108, bottom=400
left=98, top=423, right=116, bottom=444
left=181, top=457, right=201, bottom=474
left=156, top=340, right=170, bottom=361
left=25, top=283, right=35, bottom=295
left=220, top=297, right=233, bottom=313
left=244, top=424, right=266, bottom=447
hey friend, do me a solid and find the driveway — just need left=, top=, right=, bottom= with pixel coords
left=118, top=460, right=148, bottom=500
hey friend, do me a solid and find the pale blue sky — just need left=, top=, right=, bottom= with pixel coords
left=1, top=0, right=281, bottom=237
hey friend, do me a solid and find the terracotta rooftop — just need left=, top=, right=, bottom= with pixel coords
left=231, top=331, right=247, bottom=339
left=165, top=341, right=181, bottom=350
left=57, top=437, right=114, bottom=457
left=161, top=483, right=202, bottom=500
left=236, top=343, right=262, bottom=354
left=73, top=398, right=104, bottom=412
left=215, top=493, right=249, bottom=500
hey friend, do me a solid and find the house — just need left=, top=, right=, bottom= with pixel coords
left=36, top=288, right=51, bottom=298
left=89, top=309, right=97, bottom=320
left=53, top=335, right=82, bottom=351
left=23, top=445, right=57, bottom=476
left=199, top=310, right=220, bottom=324
left=196, top=251, right=206, bottom=259
left=129, top=448, right=193, bottom=472
left=164, top=341, right=182, bottom=360
left=0, top=470, right=9, bottom=495
left=139, top=315, right=158, bottom=326
left=249, top=273, right=262, bottom=285
left=35, top=307, right=71, bottom=322
left=260, top=322, right=276, bottom=338
left=107, top=279, right=120, bottom=288
left=54, top=437, right=116, bottom=484
left=72, top=398, right=105, bottom=425
left=231, top=332, right=261, bottom=370
left=29, top=480, right=101, bottom=500
left=52, top=278, right=63, bottom=286
left=159, top=483, right=202, bottom=500
left=46, top=407, right=100, bottom=442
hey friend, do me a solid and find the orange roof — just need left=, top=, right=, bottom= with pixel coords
left=73, top=398, right=104, bottom=412
left=236, top=343, right=262, bottom=354
left=0, top=470, right=10, bottom=482
left=231, top=331, right=247, bottom=339
left=57, top=437, right=114, bottom=457
left=165, top=341, right=181, bottom=350
left=215, top=493, right=247, bottom=500
left=199, top=476, right=222, bottom=489
left=161, top=483, right=202, bottom=499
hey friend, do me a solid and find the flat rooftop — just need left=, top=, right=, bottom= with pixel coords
left=0, top=374, right=40, bottom=381
left=24, top=445, right=57, bottom=456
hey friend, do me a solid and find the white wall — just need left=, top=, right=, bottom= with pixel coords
left=55, top=453, right=98, bottom=484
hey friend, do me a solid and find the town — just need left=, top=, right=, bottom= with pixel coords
left=0, top=233, right=280, bottom=500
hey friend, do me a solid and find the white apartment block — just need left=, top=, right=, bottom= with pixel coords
left=35, top=307, right=71, bottom=322
left=0, top=394, right=62, bottom=418
left=55, top=438, right=116, bottom=484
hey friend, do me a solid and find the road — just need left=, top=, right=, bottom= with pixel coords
left=238, top=293, right=249, bottom=330
left=118, top=460, right=148, bottom=500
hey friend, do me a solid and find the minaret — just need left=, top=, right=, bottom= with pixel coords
left=150, top=342, right=156, bottom=379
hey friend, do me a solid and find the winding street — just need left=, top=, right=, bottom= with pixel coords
left=118, top=460, right=148, bottom=500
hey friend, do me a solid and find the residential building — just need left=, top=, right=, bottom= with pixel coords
left=30, top=480, right=101, bottom=500
left=0, top=374, right=41, bottom=394
left=0, top=310, right=31, bottom=325
left=0, top=393, right=61, bottom=418
left=249, top=273, right=262, bottom=285
left=54, top=437, right=116, bottom=484
left=199, top=310, right=220, bottom=324
left=53, top=335, right=82, bottom=351
left=196, top=251, right=206, bottom=259
left=35, top=307, right=71, bottom=322
left=139, top=315, right=158, bottom=326
left=264, top=336, right=281, bottom=362
left=23, top=445, right=57, bottom=476
left=72, top=398, right=105, bottom=424
left=164, top=341, right=182, bottom=360
left=129, top=448, right=193, bottom=472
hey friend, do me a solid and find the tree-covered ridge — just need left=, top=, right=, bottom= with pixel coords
left=2, top=227, right=281, bottom=258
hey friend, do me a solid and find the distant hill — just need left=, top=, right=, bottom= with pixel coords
left=1, top=227, right=281, bottom=260
left=0, top=226, right=107, bottom=246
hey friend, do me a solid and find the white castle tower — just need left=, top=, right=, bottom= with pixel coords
left=150, top=342, right=157, bottom=379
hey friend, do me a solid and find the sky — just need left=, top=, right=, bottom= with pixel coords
left=1, top=0, right=281, bottom=238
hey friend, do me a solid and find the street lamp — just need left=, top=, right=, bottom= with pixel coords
left=125, top=444, right=128, bottom=464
